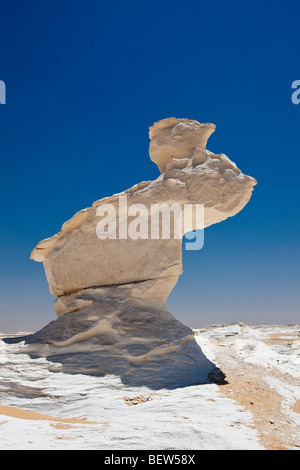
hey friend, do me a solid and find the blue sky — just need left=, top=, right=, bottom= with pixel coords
left=0, top=0, right=299, bottom=331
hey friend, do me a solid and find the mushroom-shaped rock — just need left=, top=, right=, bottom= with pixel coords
left=19, top=118, right=256, bottom=388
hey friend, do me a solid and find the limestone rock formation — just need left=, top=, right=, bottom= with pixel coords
left=15, top=118, right=256, bottom=388
left=149, top=117, right=216, bottom=172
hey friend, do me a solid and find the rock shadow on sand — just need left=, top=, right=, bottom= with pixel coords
left=3, top=312, right=223, bottom=390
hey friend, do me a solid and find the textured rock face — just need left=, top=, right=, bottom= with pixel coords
left=149, top=117, right=216, bottom=172
left=19, top=280, right=215, bottom=388
left=31, top=118, right=256, bottom=298
left=23, top=118, right=256, bottom=388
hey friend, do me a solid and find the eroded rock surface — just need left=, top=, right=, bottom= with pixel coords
left=14, top=118, right=256, bottom=387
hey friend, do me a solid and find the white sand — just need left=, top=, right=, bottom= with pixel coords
left=0, top=324, right=299, bottom=450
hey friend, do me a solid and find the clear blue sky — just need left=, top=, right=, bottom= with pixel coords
left=0, top=0, right=299, bottom=332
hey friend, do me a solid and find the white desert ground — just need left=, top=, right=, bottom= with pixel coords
left=0, top=322, right=299, bottom=450
left=0, top=119, right=298, bottom=450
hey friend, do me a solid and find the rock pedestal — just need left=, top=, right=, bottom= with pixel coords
left=22, top=118, right=256, bottom=388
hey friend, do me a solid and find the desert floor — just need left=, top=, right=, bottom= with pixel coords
left=0, top=323, right=299, bottom=450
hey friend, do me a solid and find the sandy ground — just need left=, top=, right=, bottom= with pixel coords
left=0, top=323, right=299, bottom=450
left=195, top=325, right=300, bottom=450
left=0, top=404, right=99, bottom=425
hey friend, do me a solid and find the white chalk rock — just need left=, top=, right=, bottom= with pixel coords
left=24, top=118, right=256, bottom=387
left=31, top=118, right=256, bottom=298
left=149, top=117, right=216, bottom=172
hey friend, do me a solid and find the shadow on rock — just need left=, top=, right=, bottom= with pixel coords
left=3, top=315, right=223, bottom=390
